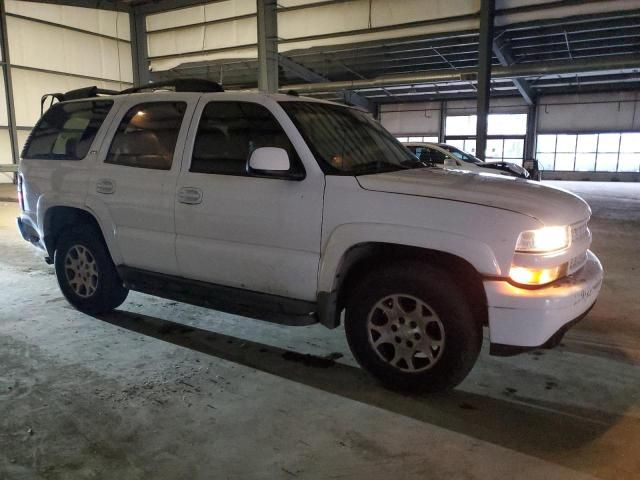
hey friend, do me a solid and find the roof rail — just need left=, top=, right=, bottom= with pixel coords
left=120, top=78, right=224, bottom=94
left=39, top=86, right=118, bottom=116
left=65, top=86, right=120, bottom=100
left=38, top=78, right=224, bottom=116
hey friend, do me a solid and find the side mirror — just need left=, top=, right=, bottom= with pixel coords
left=248, top=147, right=290, bottom=172
left=443, top=158, right=458, bottom=169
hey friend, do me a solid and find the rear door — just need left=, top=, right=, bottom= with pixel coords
left=174, top=96, right=324, bottom=301
left=87, top=94, right=196, bottom=275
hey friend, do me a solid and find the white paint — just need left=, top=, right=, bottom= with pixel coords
left=19, top=92, right=603, bottom=350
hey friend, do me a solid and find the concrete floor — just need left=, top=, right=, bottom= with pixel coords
left=0, top=181, right=639, bottom=480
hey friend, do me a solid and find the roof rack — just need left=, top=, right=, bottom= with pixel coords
left=120, top=78, right=224, bottom=94
left=40, top=86, right=118, bottom=115
left=39, top=78, right=224, bottom=116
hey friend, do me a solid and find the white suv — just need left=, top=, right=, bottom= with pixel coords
left=17, top=81, right=603, bottom=392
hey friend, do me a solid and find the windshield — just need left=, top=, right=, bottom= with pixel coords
left=438, top=144, right=483, bottom=165
left=280, top=101, right=424, bottom=175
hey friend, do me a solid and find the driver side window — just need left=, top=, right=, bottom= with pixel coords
left=190, top=101, right=304, bottom=177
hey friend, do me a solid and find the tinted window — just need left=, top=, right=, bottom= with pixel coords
left=106, top=102, right=186, bottom=170
left=439, top=145, right=482, bottom=164
left=416, top=147, right=446, bottom=164
left=22, top=100, right=112, bottom=160
left=280, top=101, right=421, bottom=175
left=191, top=101, right=302, bottom=176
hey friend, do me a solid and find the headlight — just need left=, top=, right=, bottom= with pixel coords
left=515, top=226, right=570, bottom=253
left=509, top=264, right=567, bottom=286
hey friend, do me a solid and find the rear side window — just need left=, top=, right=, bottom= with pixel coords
left=106, top=102, right=186, bottom=170
left=22, top=100, right=113, bottom=160
left=421, top=147, right=446, bottom=164
left=191, top=101, right=303, bottom=176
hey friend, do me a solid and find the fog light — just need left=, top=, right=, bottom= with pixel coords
left=509, top=264, right=567, bottom=286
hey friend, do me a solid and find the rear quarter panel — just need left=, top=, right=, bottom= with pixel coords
left=18, top=98, right=124, bottom=244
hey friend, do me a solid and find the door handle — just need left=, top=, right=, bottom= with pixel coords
left=96, top=178, right=115, bottom=194
left=178, top=187, right=203, bottom=205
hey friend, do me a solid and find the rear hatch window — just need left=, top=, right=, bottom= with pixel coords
left=21, top=100, right=113, bottom=160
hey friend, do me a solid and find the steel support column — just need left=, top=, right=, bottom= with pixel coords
left=524, top=101, right=538, bottom=160
left=257, top=0, right=278, bottom=93
left=476, top=0, right=495, bottom=161
left=0, top=0, right=19, bottom=177
left=439, top=100, right=447, bottom=143
left=130, top=8, right=150, bottom=86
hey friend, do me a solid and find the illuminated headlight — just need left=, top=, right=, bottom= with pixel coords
left=509, top=264, right=568, bottom=286
left=515, top=226, right=571, bottom=253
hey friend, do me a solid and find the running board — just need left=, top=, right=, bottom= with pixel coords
left=117, top=267, right=318, bottom=327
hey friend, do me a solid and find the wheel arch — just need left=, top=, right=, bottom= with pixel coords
left=317, top=238, right=489, bottom=330
left=42, top=206, right=117, bottom=262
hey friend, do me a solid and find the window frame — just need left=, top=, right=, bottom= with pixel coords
left=445, top=135, right=526, bottom=163
left=188, top=100, right=306, bottom=181
left=104, top=101, right=188, bottom=171
left=397, top=135, right=439, bottom=143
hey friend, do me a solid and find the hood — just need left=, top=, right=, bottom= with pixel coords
left=356, top=168, right=590, bottom=225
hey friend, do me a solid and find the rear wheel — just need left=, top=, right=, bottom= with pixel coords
left=54, top=225, right=128, bottom=314
left=345, top=261, right=482, bottom=392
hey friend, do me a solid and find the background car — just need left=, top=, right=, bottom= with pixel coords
left=404, top=142, right=531, bottom=179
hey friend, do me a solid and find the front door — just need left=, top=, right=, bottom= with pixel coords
left=174, top=98, right=324, bottom=301
left=88, top=95, right=195, bottom=275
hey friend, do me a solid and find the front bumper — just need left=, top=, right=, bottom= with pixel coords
left=484, top=250, right=603, bottom=353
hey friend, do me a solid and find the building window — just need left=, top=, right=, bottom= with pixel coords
left=536, top=132, right=640, bottom=172
left=445, top=114, right=527, bottom=136
left=445, top=113, right=527, bottom=162
left=397, top=135, right=439, bottom=143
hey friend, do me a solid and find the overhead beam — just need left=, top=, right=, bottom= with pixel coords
left=475, top=0, right=495, bottom=161
left=280, top=54, right=640, bottom=93
left=278, top=54, right=373, bottom=112
left=18, top=0, right=128, bottom=12
left=257, top=0, right=278, bottom=93
left=493, top=36, right=535, bottom=105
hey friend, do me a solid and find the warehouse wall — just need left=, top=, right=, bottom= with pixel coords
left=380, top=97, right=529, bottom=137
left=0, top=0, right=133, bottom=183
left=144, top=0, right=639, bottom=74
left=381, top=93, right=640, bottom=179
left=146, top=0, right=481, bottom=72
left=379, top=102, right=441, bottom=137
left=537, top=92, right=640, bottom=133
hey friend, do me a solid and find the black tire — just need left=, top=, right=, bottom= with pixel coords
left=54, top=224, right=129, bottom=314
left=345, top=261, right=482, bottom=393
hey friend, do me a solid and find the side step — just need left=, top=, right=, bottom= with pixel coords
left=117, top=266, right=318, bottom=327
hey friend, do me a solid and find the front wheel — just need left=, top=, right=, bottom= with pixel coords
left=54, top=225, right=129, bottom=314
left=345, top=261, right=482, bottom=392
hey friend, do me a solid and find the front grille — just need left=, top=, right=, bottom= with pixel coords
left=571, top=219, right=590, bottom=244
left=568, top=219, right=590, bottom=274
left=568, top=252, right=588, bottom=274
